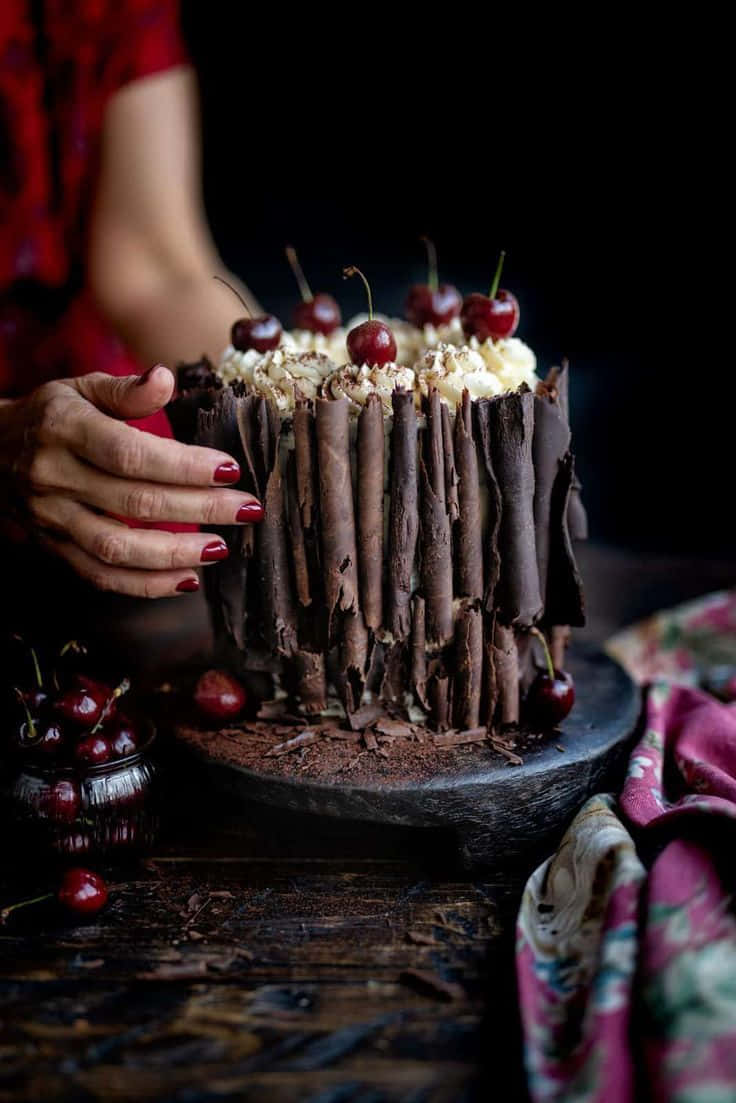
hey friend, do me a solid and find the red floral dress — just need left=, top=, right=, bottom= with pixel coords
left=0, top=0, right=186, bottom=412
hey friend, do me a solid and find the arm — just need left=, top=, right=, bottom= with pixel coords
left=87, top=66, right=257, bottom=366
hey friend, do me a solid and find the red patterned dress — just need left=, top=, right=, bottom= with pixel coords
left=0, top=0, right=187, bottom=416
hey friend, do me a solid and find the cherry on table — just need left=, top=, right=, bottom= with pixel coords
left=343, top=266, right=397, bottom=366
left=460, top=251, right=520, bottom=342
left=526, top=628, right=575, bottom=728
left=405, top=237, right=462, bottom=328
left=194, top=669, right=247, bottom=722
left=286, top=246, right=342, bottom=335
left=58, top=868, right=108, bottom=917
left=75, top=734, right=113, bottom=768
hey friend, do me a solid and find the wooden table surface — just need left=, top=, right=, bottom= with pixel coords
left=1, top=544, right=733, bottom=1103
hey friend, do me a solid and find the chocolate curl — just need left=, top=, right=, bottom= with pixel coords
left=441, top=403, right=460, bottom=524
left=427, top=661, right=451, bottom=732
left=454, top=391, right=483, bottom=601
left=420, top=389, right=454, bottom=648
left=387, top=389, right=419, bottom=641
left=486, top=392, right=543, bottom=628
left=545, top=452, right=586, bottom=627
left=473, top=399, right=503, bottom=611
left=411, top=595, right=429, bottom=710
left=285, top=453, right=311, bottom=608
left=492, top=623, right=520, bottom=726
left=357, top=394, right=385, bottom=632
left=195, top=389, right=249, bottom=649
left=532, top=392, right=571, bottom=602
left=380, top=642, right=405, bottom=707
left=315, top=397, right=369, bottom=711
left=550, top=625, right=571, bottom=670
left=482, top=614, right=498, bottom=727
left=291, top=649, right=327, bottom=715
left=452, top=601, right=483, bottom=730
left=258, top=443, right=298, bottom=658
left=293, top=401, right=318, bottom=532
left=544, top=363, right=588, bottom=541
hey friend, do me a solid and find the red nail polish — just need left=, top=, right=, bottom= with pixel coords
left=236, top=502, right=264, bottom=523
left=136, top=364, right=161, bottom=386
left=213, top=461, right=240, bottom=484
left=176, top=577, right=200, bottom=593
left=201, top=540, right=229, bottom=563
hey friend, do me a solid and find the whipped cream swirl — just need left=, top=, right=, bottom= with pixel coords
left=218, top=345, right=334, bottom=412
left=322, top=362, right=416, bottom=417
left=417, top=338, right=538, bottom=406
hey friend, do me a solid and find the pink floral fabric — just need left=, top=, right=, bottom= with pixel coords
left=517, top=591, right=736, bottom=1102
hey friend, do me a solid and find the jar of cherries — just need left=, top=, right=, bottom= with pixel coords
left=1, top=641, right=159, bottom=859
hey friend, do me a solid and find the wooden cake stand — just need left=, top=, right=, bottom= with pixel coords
left=173, top=645, right=640, bottom=868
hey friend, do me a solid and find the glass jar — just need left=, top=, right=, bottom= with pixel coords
left=3, top=724, right=160, bottom=858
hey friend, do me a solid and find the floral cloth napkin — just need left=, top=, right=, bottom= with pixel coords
left=516, top=590, right=736, bottom=1102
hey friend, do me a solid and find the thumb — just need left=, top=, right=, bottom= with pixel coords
left=71, top=365, right=175, bottom=420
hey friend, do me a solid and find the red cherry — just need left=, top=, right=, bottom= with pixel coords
left=405, top=283, right=462, bottom=328
left=22, top=688, right=48, bottom=712
left=57, top=868, right=108, bottom=917
left=54, top=685, right=105, bottom=728
left=526, top=669, right=575, bottom=728
left=33, top=722, right=65, bottom=757
left=293, top=294, right=342, bottom=335
left=41, top=778, right=81, bottom=824
left=75, top=734, right=113, bottom=767
left=460, top=250, right=520, bottom=342
left=110, top=715, right=140, bottom=758
left=194, top=669, right=247, bottom=721
left=346, top=320, right=397, bottom=367
left=461, top=290, right=520, bottom=342
left=231, top=315, right=282, bottom=353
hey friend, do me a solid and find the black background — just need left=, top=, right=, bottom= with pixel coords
left=181, top=8, right=728, bottom=558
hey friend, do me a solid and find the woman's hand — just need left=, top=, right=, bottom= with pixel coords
left=0, top=365, right=262, bottom=597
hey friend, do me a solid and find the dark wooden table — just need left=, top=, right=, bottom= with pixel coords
left=1, top=545, right=733, bottom=1103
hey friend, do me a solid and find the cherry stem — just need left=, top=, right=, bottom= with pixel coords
left=488, top=250, right=506, bottom=299
left=13, top=687, right=36, bottom=740
left=530, top=627, right=555, bottom=680
left=0, top=893, right=53, bottom=925
left=55, top=640, right=86, bottom=692
left=343, top=266, right=373, bottom=321
left=30, top=648, right=42, bottom=690
left=213, top=275, right=252, bottom=317
left=421, top=236, right=439, bottom=293
left=91, top=677, right=130, bottom=735
left=285, top=246, right=313, bottom=303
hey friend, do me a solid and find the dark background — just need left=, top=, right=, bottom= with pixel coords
left=181, top=8, right=728, bottom=559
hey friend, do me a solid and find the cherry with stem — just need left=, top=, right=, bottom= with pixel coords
left=343, top=266, right=397, bottom=367
left=526, top=627, right=575, bottom=728
left=214, top=275, right=282, bottom=353
left=405, top=237, right=462, bottom=329
left=286, top=247, right=342, bottom=335
left=460, top=250, right=520, bottom=342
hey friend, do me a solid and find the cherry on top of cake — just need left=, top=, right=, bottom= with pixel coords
left=286, top=246, right=342, bottom=336
left=214, top=275, right=284, bottom=354
left=460, top=250, right=520, bottom=343
left=405, top=237, right=463, bottom=330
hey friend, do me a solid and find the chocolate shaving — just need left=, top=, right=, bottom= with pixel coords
left=452, top=601, right=483, bottom=730
left=433, top=728, right=488, bottom=748
left=441, top=402, right=460, bottom=524
left=357, top=394, right=385, bottom=631
left=345, top=701, right=384, bottom=732
left=486, top=392, right=543, bottom=628
left=532, top=391, right=571, bottom=602
left=544, top=452, right=586, bottom=627
left=490, top=737, right=523, bottom=766
left=363, top=730, right=378, bottom=751
left=315, top=398, right=369, bottom=711
left=410, top=595, right=428, bottom=710
left=482, top=613, right=498, bottom=729
left=293, top=401, right=318, bottom=530
left=380, top=642, right=405, bottom=707
left=420, top=390, right=453, bottom=647
left=266, top=730, right=319, bottom=757
left=492, top=623, right=520, bottom=726
left=374, top=718, right=416, bottom=738
left=473, top=399, right=503, bottom=613
left=454, top=391, right=483, bottom=601
left=386, top=389, right=419, bottom=640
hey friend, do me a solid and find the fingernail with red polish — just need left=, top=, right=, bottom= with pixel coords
left=236, top=502, right=264, bottom=523
left=136, top=364, right=161, bottom=386
left=213, top=461, right=240, bottom=484
left=176, top=577, right=200, bottom=593
left=201, top=540, right=229, bottom=563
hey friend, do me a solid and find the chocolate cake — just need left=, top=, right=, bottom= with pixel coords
left=172, top=306, right=586, bottom=741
